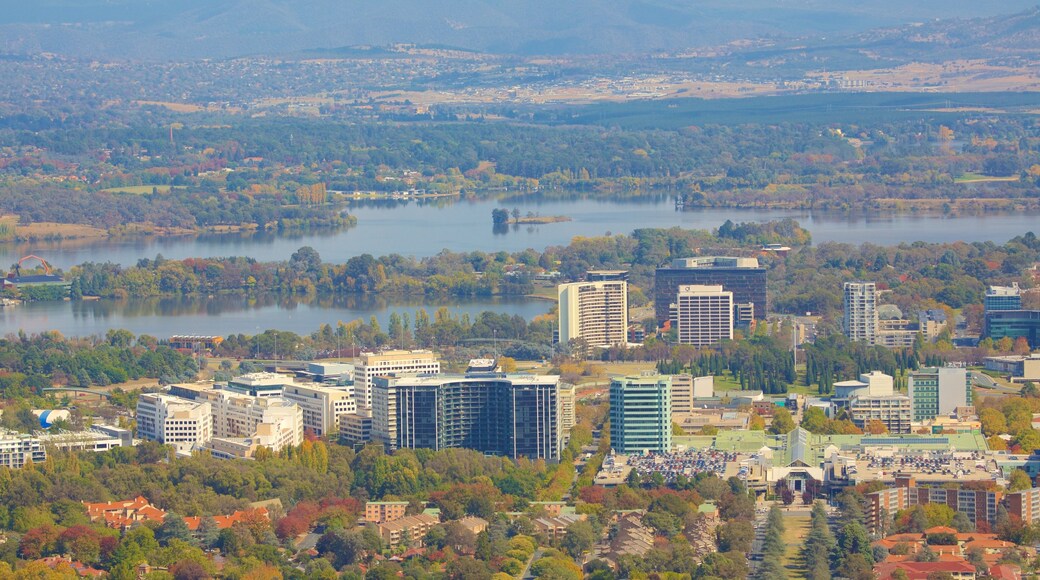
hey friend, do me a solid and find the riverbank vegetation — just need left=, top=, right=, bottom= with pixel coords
left=65, top=220, right=1039, bottom=330
left=2, top=109, right=1040, bottom=240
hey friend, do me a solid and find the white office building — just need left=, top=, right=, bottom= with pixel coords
left=354, top=350, right=440, bottom=409
left=281, top=383, right=357, bottom=437
left=195, top=390, right=303, bottom=452
left=136, top=393, right=214, bottom=455
left=674, top=285, right=733, bottom=347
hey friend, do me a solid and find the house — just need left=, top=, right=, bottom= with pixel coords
left=83, top=496, right=166, bottom=530
left=874, top=560, right=976, bottom=580
left=184, top=507, right=270, bottom=535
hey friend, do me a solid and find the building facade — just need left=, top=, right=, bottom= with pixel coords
left=354, top=350, right=440, bottom=409
left=1006, top=488, right=1040, bottom=525
left=372, top=374, right=562, bottom=460
left=558, top=279, right=629, bottom=348
left=985, top=284, right=1022, bottom=312
left=844, top=282, right=879, bottom=345
left=909, top=367, right=971, bottom=422
left=609, top=374, right=672, bottom=454
left=0, top=432, right=46, bottom=469
left=225, top=372, right=292, bottom=397
left=848, top=395, right=912, bottom=434
left=654, top=257, right=766, bottom=325
left=339, top=411, right=373, bottom=447
left=281, top=383, right=357, bottom=437
left=984, top=310, right=1040, bottom=349
left=136, top=393, right=214, bottom=454
left=669, top=375, right=714, bottom=415
left=867, top=485, right=1003, bottom=535
left=673, top=285, right=734, bottom=347
left=202, top=391, right=303, bottom=451
left=558, top=383, right=576, bottom=443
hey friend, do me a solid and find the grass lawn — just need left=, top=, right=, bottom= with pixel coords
left=781, top=514, right=812, bottom=578
left=954, top=172, right=1020, bottom=184
left=102, top=185, right=186, bottom=194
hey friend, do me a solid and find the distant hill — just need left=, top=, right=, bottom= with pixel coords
left=1, top=0, right=1038, bottom=59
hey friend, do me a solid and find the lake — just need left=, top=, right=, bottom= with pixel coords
left=3, top=194, right=1038, bottom=271
left=0, top=294, right=552, bottom=339
left=2, top=193, right=1038, bottom=338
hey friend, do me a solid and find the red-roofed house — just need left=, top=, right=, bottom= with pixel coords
left=83, top=496, right=166, bottom=531
left=874, top=560, right=976, bottom=580
left=988, top=564, right=1022, bottom=580
left=183, top=507, right=270, bottom=533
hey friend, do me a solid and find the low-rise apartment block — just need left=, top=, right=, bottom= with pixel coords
left=375, top=513, right=440, bottom=548
left=0, top=432, right=46, bottom=469
left=365, top=501, right=409, bottom=524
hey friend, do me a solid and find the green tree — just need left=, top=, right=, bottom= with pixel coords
left=769, top=407, right=796, bottom=435
left=157, top=513, right=193, bottom=546
left=1009, top=468, right=1033, bottom=492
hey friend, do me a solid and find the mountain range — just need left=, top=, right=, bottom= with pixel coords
left=2, top=0, right=1038, bottom=60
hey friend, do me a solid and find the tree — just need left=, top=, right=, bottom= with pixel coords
left=769, top=407, right=796, bottom=434
left=865, top=419, right=888, bottom=435
left=1009, top=468, right=1033, bottom=492
left=157, top=513, right=193, bottom=546
left=950, top=511, right=973, bottom=533
left=491, top=209, right=509, bottom=225
left=716, top=519, right=753, bottom=553
left=800, top=407, right=827, bottom=433
left=561, top=520, right=596, bottom=558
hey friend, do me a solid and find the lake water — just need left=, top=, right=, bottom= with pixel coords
left=0, top=294, right=552, bottom=338
left=2, top=194, right=1038, bottom=338
left=3, top=194, right=1038, bottom=271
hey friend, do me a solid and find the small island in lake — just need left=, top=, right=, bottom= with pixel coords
left=491, top=208, right=571, bottom=225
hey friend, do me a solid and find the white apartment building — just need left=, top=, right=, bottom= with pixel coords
left=558, top=280, right=629, bottom=348
left=0, top=432, right=46, bottom=468
left=136, top=393, right=214, bottom=455
left=844, top=282, right=879, bottom=345
left=674, top=285, right=733, bottom=347
left=354, top=350, right=440, bottom=409
left=281, top=383, right=357, bottom=437
left=558, top=383, right=576, bottom=442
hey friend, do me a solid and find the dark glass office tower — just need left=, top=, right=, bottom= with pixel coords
left=654, top=257, right=767, bottom=325
left=373, top=374, right=561, bottom=460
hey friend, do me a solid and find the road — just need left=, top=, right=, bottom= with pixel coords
left=970, top=370, right=1020, bottom=395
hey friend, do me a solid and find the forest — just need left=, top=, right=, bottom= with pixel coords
left=1, top=110, right=1039, bottom=237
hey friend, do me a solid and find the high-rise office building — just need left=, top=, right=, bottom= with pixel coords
left=354, top=350, right=440, bottom=409
left=844, top=282, right=879, bottom=345
left=908, top=367, right=971, bottom=421
left=654, top=257, right=766, bottom=325
left=985, top=283, right=1022, bottom=312
left=673, top=285, right=734, bottom=347
left=558, top=279, right=628, bottom=348
left=372, top=373, right=561, bottom=460
left=610, top=374, right=672, bottom=454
